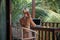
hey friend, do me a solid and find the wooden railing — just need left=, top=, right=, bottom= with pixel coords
left=31, top=22, right=60, bottom=40
left=12, top=22, right=60, bottom=40
left=41, top=22, right=60, bottom=28
left=31, top=27, right=60, bottom=40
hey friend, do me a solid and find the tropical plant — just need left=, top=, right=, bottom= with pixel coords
left=12, top=0, right=60, bottom=25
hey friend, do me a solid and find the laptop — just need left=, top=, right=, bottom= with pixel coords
left=33, top=18, right=41, bottom=27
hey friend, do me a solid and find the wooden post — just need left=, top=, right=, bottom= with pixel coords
left=6, top=0, right=12, bottom=40
left=10, top=0, right=12, bottom=40
left=32, top=0, right=35, bottom=18
left=6, top=0, right=11, bottom=40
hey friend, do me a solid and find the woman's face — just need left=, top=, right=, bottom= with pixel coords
left=24, top=13, right=28, bottom=17
left=23, top=10, right=30, bottom=17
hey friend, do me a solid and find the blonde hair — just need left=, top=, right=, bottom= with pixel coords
left=22, top=8, right=29, bottom=12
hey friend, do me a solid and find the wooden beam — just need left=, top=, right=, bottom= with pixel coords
left=10, top=0, right=12, bottom=40
left=6, top=0, right=12, bottom=40
left=32, top=0, right=35, bottom=18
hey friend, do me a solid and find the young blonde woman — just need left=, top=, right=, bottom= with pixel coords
left=20, top=8, right=36, bottom=40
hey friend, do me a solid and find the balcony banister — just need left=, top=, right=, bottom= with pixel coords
left=12, top=22, right=60, bottom=40
left=31, top=27, right=60, bottom=40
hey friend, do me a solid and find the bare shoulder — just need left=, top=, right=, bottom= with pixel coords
left=19, top=17, right=24, bottom=23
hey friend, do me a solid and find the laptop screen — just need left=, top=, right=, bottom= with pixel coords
left=33, top=18, right=41, bottom=25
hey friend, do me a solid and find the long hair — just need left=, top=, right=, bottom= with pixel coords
left=22, top=8, right=31, bottom=17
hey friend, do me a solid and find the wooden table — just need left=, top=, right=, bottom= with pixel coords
left=31, top=27, right=60, bottom=40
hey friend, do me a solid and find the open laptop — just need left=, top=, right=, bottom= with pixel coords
left=33, top=18, right=41, bottom=27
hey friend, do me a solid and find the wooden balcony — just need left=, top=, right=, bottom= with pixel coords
left=31, top=22, right=60, bottom=40
left=12, top=22, right=60, bottom=40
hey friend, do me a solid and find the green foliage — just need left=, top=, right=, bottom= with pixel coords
left=42, top=10, right=60, bottom=22
left=35, top=0, right=60, bottom=22
left=12, top=0, right=60, bottom=24
left=12, top=0, right=32, bottom=24
left=35, top=8, right=48, bottom=18
left=35, top=0, right=60, bottom=13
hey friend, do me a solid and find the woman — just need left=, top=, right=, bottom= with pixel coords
left=20, top=8, right=36, bottom=40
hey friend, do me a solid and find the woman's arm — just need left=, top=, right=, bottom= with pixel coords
left=30, top=17, right=36, bottom=27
